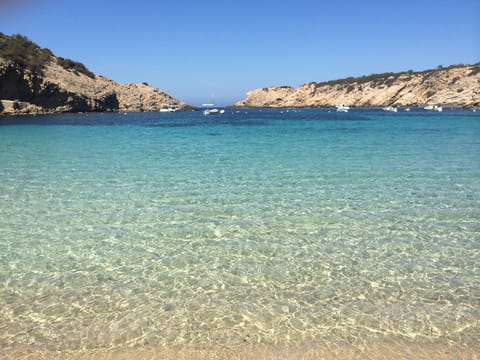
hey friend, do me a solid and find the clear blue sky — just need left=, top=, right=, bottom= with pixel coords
left=1, top=0, right=479, bottom=106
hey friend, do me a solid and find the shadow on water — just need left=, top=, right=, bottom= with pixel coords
left=0, top=111, right=273, bottom=127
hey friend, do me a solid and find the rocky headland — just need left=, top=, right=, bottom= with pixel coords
left=0, top=33, right=191, bottom=115
left=236, top=64, right=480, bottom=108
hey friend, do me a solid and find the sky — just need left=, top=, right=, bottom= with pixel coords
left=1, top=0, right=479, bottom=106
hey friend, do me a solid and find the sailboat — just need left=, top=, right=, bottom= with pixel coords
left=202, top=99, right=224, bottom=115
left=202, top=103, right=219, bottom=115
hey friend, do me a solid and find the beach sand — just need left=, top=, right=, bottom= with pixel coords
left=2, top=342, right=479, bottom=360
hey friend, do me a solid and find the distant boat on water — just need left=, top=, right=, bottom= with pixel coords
left=160, top=103, right=179, bottom=112
left=204, top=108, right=220, bottom=115
left=424, top=105, right=443, bottom=112
left=202, top=103, right=224, bottom=116
left=336, top=104, right=350, bottom=112
left=383, top=106, right=398, bottom=112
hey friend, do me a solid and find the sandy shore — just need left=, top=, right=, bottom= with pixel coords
left=2, top=342, right=479, bottom=360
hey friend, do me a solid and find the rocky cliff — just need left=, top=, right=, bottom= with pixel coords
left=236, top=64, right=480, bottom=108
left=0, top=33, right=191, bottom=115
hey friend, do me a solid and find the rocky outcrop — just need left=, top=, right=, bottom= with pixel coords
left=0, top=61, right=190, bottom=115
left=236, top=64, right=480, bottom=108
left=0, top=33, right=191, bottom=115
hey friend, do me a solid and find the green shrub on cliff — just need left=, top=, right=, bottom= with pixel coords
left=0, top=32, right=95, bottom=78
left=308, top=63, right=478, bottom=90
left=56, top=57, right=95, bottom=78
left=0, top=33, right=53, bottom=73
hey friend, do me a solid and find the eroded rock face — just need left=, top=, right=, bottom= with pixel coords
left=0, top=60, right=189, bottom=115
left=0, top=62, right=37, bottom=101
left=235, top=64, right=480, bottom=108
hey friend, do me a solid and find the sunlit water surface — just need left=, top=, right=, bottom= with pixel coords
left=0, top=109, right=479, bottom=357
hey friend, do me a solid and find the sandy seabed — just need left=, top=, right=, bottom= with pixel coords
left=2, top=342, right=479, bottom=360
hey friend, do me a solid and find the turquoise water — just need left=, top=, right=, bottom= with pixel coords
left=0, top=109, right=479, bottom=353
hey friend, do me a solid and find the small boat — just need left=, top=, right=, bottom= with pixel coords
left=424, top=105, right=443, bottom=112
left=160, top=103, right=179, bottom=112
left=204, top=108, right=220, bottom=115
left=383, top=106, right=398, bottom=112
left=202, top=105, right=225, bottom=116
left=336, top=104, right=350, bottom=112
left=202, top=96, right=225, bottom=115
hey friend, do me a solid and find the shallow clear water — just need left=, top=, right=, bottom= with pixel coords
left=0, top=109, right=479, bottom=353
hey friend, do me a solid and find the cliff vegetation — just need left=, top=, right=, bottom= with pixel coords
left=0, top=33, right=189, bottom=115
left=236, top=63, right=480, bottom=108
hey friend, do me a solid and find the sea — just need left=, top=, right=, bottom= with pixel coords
left=0, top=108, right=479, bottom=359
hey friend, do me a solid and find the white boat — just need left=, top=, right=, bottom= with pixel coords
left=204, top=108, right=220, bottom=115
left=202, top=103, right=224, bottom=116
left=383, top=106, right=398, bottom=112
left=336, top=104, right=350, bottom=112
left=424, top=105, right=443, bottom=112
left=160, top=103, right=179, bottom=112
left=203, top=108, right=225, bottom=115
